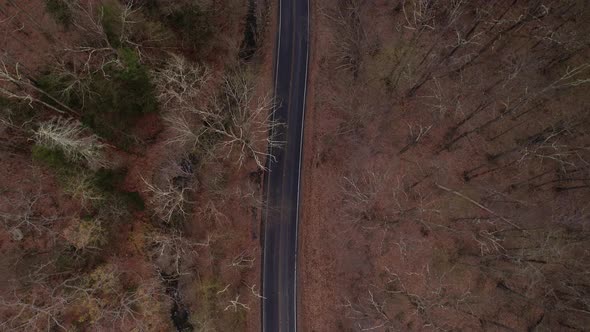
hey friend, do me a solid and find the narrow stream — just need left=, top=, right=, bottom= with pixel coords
left=161, top=272, right=194, bottom=332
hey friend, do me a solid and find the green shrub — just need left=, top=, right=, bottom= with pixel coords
left=80, top=48, right=157, bottom=143
left=31, top=145, right=73, bottom=174
left=112, top=48, right=157, bottom=115
left=45, top=0, right=72, bottom=27
left=36, top=48, right=157, bottom=147
left=35, top=71, right=81, bottom=107
left=121, top=191, right=145, bottom=211
left=100, top=2, right=124, bottom=47
left=92, top=168, right=126, bottom=191
left=93, top=168, right=145, bottom=211
left=165, top=4, right=214, bottom=52
left=133, top=20, right=175, bottom=48
left=33, top=147, right=144, bottom=211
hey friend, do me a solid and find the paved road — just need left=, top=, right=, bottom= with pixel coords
left=262, top=0, right=310, bottom=331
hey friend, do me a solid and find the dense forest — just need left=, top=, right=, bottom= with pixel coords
left=300, top=0, right=590, bottom=330
left=2, top=0, right=590, bottom=331
left=0, top=0, right=272, bottom=331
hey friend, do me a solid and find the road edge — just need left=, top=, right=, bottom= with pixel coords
left=293, top=0, right=311, bottom=330
left=259, top=0, right=280, bottom=330
left=297, top=0, right=318, bottom=330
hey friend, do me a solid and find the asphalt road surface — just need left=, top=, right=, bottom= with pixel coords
left=261, top=0, right=310, bottom=331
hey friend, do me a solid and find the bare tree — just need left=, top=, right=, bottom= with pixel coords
left=399, top=122, right=433, bottom=155
left=243, top=282, right=265, bottom=299
left=145, top=229, right=209, bottom=276
left=0, top=188, right=59, bottom=238
left=340, top=170, right=414, bottom=230
left=323, top=0, right=368, bottom=75
left=142, top=176, right=191, bottom=224
left=162, top=67, right=282, bottom=169
left=0, top=60, right=78, bottom=115
left=227, top=249, right=256, bottom=269
left=0, top=261, right=73, bottom=331
left=34, top=116, right=107, bottom=169
left=62, top=218, right=106, bottom=252
left=0, top=289, right=70, bottom=331
left=223, top=294, right=250, bottom=312
left=63, top=171, right=107, bottom=207
left=57, top=263, right=170, bottom=330
left=153, top=54, right=210, bottom=111
left=210, top=72, right=282, bottom=169
left=198, top=199, right=230, bottom=226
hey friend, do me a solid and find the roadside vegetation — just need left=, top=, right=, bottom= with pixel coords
left=0, top=0, right=273, bottom=330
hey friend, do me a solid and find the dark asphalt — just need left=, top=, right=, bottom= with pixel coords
left=261, top=0, right=310, bottom=331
